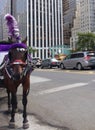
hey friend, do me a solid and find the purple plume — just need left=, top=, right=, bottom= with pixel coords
left=4, top=13, right=21, bottom=43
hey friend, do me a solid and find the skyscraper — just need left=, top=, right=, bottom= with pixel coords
left=0, top=0, right=27, bottom=41
left=63, top=0, right=76, bottom=45
left=70, top=0, right=80, bottom=50
left=0, top=0, right=11, bottom=40
left=80, top=0, right=95, bottom=32
left=28, top=0, right=64, bottom=59
left=70, top=0, right=95, bottom=50
left=12, top=0, right=27, bottom=40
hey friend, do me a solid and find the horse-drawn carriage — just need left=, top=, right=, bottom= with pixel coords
left=0, top=14, right=33, bottom=129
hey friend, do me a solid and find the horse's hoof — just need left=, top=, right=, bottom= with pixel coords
left=9, top=121, right=15, bottom=128
left=23, top=122, right=29, bottom=129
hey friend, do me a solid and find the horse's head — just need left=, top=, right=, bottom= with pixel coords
left=8, top=43, right=28, bottom=80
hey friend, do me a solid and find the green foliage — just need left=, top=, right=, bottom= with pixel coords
left=28, top=46, right=37, bottom=54
left=76, top=32, right=95, bottom=51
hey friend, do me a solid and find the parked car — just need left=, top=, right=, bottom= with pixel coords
left=41, top=58, right=60, bottom=69
left=60, top=51, right=95, bottom=70
left=32, top=58, right=42, bottom=68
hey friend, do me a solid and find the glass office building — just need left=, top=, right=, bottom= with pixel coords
left=0, top=0, right=27, bottom=41
left=12, top=0, right=27, bottom=39
left=63, top=0, right=76, bottom=45
left=0, top=0, right=11, bottom=40
left=28, top=0, right=64, bottom=59
left=0, top=0, right=64, bottom=59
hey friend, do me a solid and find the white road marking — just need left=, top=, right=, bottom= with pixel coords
left=30, top=75, right=51, bottom=84
left=92, top=80, right=95, bottom=82
left=37, top=83, right=88, bottom=95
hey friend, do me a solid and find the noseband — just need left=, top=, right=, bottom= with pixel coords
left=5, top=60, right=27, bottom=80
left=11, top=59, right=26, bottom=65
left=5, top=57, right=33, bottom=81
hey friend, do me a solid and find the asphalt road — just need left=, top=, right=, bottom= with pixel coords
left=28, top=69, right=95, bottom=130
left=1, top=68, right=95, bottom=130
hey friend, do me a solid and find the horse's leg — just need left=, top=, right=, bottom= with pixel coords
left=9, top=93, right=17, bottom=128
left=6, top=89, right=11, bottom=112
left=22, top=92, right=29, bottom=129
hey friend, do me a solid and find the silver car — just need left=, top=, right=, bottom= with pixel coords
left=60, top=51, right=95, bottom=70
left=41, top=58, right=60, bottom=69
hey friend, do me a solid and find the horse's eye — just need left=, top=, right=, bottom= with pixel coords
left=16, top=48, right=26, bottom=52
left=20, top=48, right=26, bottom=51
left=17, top=48, right=20, bottom=51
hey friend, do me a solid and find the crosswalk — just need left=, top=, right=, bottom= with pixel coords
left=30, top=75, right=90, bottom=96
left=30, top=75, right=51, bottom=84
left=37, top=82, right=88, bottom=95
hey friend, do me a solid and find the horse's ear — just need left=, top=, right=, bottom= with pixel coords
left=22, top=37, right=27, bottom=44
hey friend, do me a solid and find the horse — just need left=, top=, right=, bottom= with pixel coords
left=1, top=42, right=33, bottom=129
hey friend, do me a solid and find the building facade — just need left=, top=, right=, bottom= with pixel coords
left=10, top=0, right=27, bottom=40
left=0, top=0, right=11, bottom=40
left=70, top=0, right=81, bottom=50
left=28, top=0, right=64, bottom=59
left=63, top=0, right=76, bottom=45
left=0, top=0, right=27, bottom=41
left=1, top=0, right=64, bottom=59
left=70, top=0, right=95, bottom=50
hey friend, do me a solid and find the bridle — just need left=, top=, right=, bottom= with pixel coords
left=11, top=59, right=26, bottom=65
left=2, top=43, right=33, bottom=81
left=5, top=59, right=27, bottom=80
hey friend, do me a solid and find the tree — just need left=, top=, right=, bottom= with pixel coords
left=28, top=46, right=37, bottom=54
left=76, top=32, right=95, bottom=51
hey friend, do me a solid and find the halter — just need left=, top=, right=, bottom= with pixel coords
left=5, top=57, right=33, bottom=80
left=11, top=59, right=26, bottom=65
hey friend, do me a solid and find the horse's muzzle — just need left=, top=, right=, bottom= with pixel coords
left=13, top=73, right=22, bottom=80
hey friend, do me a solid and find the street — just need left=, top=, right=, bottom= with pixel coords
left=29, top=69, right=95, bottom=130
left=1, top=69, right=95, bottom=130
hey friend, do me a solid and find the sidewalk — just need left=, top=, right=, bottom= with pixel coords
left=0, top=88, right=62, bottom=130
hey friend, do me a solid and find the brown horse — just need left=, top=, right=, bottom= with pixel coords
left=1, top=42, right=33, bottom=129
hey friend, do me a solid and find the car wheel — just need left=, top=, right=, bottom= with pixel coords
left=76, top=63, right=83, bottom=70
left=48, top=65, right=52, bottom=69
left=91, top=66, right=95, bottom=69
left=41, top=65, right=43, bottom=69
left=60, top=63, right=65, bottom=69
left=57, top=65, right=59, bottom=68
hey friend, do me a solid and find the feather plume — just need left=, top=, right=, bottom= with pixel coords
left=4, top=13, right=21, bottom=43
